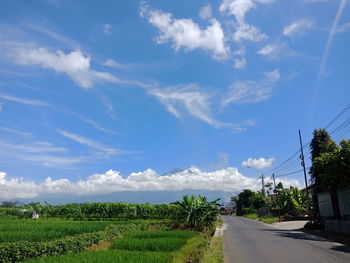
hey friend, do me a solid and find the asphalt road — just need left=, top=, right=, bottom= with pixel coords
left=222, top=216, right=350, bottom=263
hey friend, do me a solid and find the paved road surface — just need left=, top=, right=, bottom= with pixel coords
left=223, top=216, right=350, bottom=263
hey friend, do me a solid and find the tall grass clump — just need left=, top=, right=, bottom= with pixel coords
left=111, top=237, right=188, bottom=252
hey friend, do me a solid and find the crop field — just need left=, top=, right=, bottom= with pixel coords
left=0, top=218, right=118, bottom=243
left=24, top=230, right=197, bottom=263
left=26, top=250, right=172, bottom=263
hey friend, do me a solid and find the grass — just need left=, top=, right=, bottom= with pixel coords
left=0, top=218, right=119, bottom=243
left=243, top=213, right=278, bottom=224
left=201, top=237, right=224, bottom=263
left=111, top=237, right=188, bottom=252
left=25, top=250, right=172, bottom=263
left=123, top=230, right=197, bottom=239
left=172, top=235, right=207, bottom=263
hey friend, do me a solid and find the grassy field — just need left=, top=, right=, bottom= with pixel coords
left=0, top=218, right=118, bottom=243
left=24, top=230, right=197, bottom=262
left=25, top=250, right=172, bottom=263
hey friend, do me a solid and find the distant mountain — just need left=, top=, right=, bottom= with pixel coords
left=5, top=190, right=236, bottom=205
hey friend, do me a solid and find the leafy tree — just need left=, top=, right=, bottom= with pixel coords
left=235, top=189, right=255, bottom=215
left=310, top=129, right=337, bottom=192
left=178, top=195, right=221, bottom=230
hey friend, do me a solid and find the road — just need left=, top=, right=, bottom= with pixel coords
left=222, top=216, right=350, bottom=263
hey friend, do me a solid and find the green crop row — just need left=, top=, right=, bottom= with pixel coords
left=25, top=250, right=172, bottom=263
left=2, top=203, right=181, bottom=220
left=123, top=230, right=197, bottom=239
left=0, top=219, right=117, bottom=243
left=0, top=224, right=140, bottom=263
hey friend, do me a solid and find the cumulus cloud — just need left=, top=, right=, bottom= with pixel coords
left=149, top=84, right=232, bottom=128
left=219, top=0, right=274, bottom=42
left=0, top=167, right=301, bottom=199
left=140, top=4, right=230, bottom=59
left=222, top=69, right=280, bottom=105
left=199, top=5, right=212, bottom=20
left=242, top=157, right=274, bottom=169
left=283, top=19, right=314, bottom=38
left=257, top=42, right=296, bottom=60
left=12, top=48, right=120, bottom=89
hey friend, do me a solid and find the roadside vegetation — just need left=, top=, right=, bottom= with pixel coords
left=0, top=195, right=223, bottom=263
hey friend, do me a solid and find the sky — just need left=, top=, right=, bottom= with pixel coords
left=0, top=0, right=349, bottom=201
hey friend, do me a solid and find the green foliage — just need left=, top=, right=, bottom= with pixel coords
left=0, top=219, right=116, bottom=243
left=123, top=230, right=197, bottom=239
left=275, top=185, right=310, bottom=216
left=309, top=129, right=338, bottom=192
left=313, top=139, right=350, bottom=190
left=200, top=237, right=224, bottom=263
left=1, top=202, right=181, bottom=220
left=178, top=195, right=221, bottom=230
left=235, top=189, right=267, bottom=216
left=25, top=250, right=172, bottom=263
left=0, top=224, right=141, bottom=263
left=111, top=237, right=188, bottom=252
left=172, top=236, right=207, bottom=263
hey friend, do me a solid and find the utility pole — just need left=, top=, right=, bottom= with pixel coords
left=298, top=129, right=308, bottom=189
left=259, top=174, right=265, bottom=197
left=272, top=173, right=281, bottom=222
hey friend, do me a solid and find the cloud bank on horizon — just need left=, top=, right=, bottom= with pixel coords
left=0, top=167, right=300, bottom=200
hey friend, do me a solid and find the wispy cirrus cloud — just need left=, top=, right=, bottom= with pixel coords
left=149, top=84, right=234, bottom=129
left=140, top=3, right=230, bottom=60
left=283, top=19, right=314, bottom=38
left=0, top=126, right=32, bottom=137
left=257, top=42, right=296, bottom=60
left=219, top=0, right=275, bottom=42
left=57, top=130, right=124, bottom=156
left=0, top=93, right=111, bottom=134
left=222, top=69, right=280, bottom=105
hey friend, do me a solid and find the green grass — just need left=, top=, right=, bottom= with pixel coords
left=243, top=213, right=278, bottom=224
left=111, top=237, right=188, bottom=252
left=25, top=250, right=172, bottom=263
left=123, top=230, right=197, bottom=239
left=201, top=237, right=224, bottom=263
left=172, top=235, right=207, bottom=263
left=0, top=218, right=118, bottom=243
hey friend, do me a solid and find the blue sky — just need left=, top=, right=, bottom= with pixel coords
left=0, top=0, right=349, bottom=200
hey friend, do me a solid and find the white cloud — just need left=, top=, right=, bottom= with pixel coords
left=222, top=69, right=280, bottom=105
left=199, top=5, right=212, bottom=20
left=13, top=48, right=120, bottom=89
left=103, top=24, right=112, bottom=34
left=141, top=4, right=230, bottom=59
left=0, top=93, right=50, bottom=107
left=283, top=19, right=314, bottom=38
left=149, top=84, right=233, bottom=128
left=0, top=140, right=84, bottom=168
left=257, top=42, right=295, bottom=60
left=57, top=130, right=124, bottom=156
left=100, top=94, right=116, bottom=120
left=102, top=58, right=126, bottom=68
left=234, top=57, right=247, bottom=69
left=0, top=167, right=301, bottom=199
left=304, top=0, right=327, bottom=3
left=0, top=126, right=32, bottom=137
left=219, top=0, right=274, bottom=42
left=0, top=93, right=111, bottom=134
left=336, top=22, right=350, bottom=33
left=242, top=157, right=274, bottom=169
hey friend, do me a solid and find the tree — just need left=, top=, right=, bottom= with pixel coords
left=310, top=129, right=337, bottom=192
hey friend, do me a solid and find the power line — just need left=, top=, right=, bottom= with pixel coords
left=275, top=168, right=307, bottom=178
left=325, top=103, right=350, bottom=129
